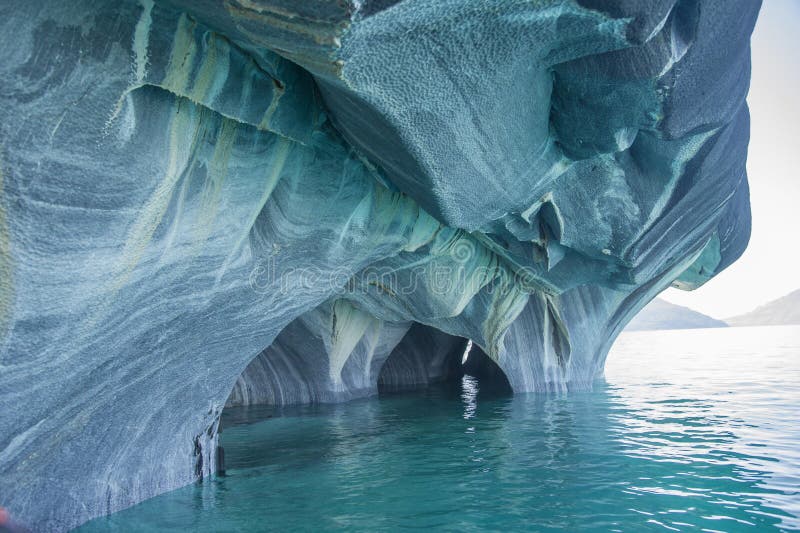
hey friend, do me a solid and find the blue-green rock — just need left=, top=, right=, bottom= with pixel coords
left=0, top=0, right=757, bottom=530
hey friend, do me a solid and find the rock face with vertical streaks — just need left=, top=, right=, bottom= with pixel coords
left=0, top=0, right=758, bottom=530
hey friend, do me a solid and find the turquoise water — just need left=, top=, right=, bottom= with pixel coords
left=78, top=325, right=800, bottom=531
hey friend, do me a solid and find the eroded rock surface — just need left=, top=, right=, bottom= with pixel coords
left=0, top=0, right=757, bottom=530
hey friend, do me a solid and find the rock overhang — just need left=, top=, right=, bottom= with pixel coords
left=0, top=0, right=758, bottom=530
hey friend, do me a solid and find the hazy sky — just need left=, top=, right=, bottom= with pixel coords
left=660, top=0, right=800, bottom=319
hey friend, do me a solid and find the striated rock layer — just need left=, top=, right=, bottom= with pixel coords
left=0, top=0, right=757, bottom=530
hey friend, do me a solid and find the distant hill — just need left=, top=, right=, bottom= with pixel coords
left=626, top=298, right=728, bottom=331
left=726, top=289, right=800, bottom=326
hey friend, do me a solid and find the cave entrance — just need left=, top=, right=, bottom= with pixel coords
left=458, top=340, right=514, bottom=398
left=460, top=341, right=513, bottom=394
left=376, top=324, right=512, bottom=397
left=216, top=322, right=512, bottom=476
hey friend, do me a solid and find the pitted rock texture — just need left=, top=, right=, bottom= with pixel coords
left=0, top=0, right=757, bottom=530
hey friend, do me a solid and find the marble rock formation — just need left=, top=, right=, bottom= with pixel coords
left=0, top=0, right=757, bottom=530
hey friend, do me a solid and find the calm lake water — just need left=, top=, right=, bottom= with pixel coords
left=77, top=325, right=800, bottom=532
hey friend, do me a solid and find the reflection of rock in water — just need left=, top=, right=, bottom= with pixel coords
left=461, top=375, right=479, bottom=420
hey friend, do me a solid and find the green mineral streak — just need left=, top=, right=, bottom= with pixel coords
left=329, top=300, right=377, bottom=384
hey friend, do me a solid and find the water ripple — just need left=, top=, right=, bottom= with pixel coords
left=77, top=326, right=800, bottom=532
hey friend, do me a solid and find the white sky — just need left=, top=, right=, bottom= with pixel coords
left=660, top=0, right=800, bottom=319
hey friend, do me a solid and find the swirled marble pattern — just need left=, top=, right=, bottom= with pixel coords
left=0, top=0, right=757, bottom=529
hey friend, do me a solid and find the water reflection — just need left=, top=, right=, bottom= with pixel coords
left=461, top=375, right=478, bottom=420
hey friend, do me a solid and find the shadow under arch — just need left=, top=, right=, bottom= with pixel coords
left=223, top=316, right=513, bottom=413
left=461, top=343, right=513, bottom=395
left=377, top=323, right=512, bottom=395
left=223, top=301, right=412, bottom=408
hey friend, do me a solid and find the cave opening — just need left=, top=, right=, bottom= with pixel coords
left=376, top=326, right=512, bottom=398
left=220, top=320, right=513, bottom=416
left=457, top=340, right=514, bottom=396
left=217, top=320, right=513, bottom=434
left=215, top=322, right=513, bottom=478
